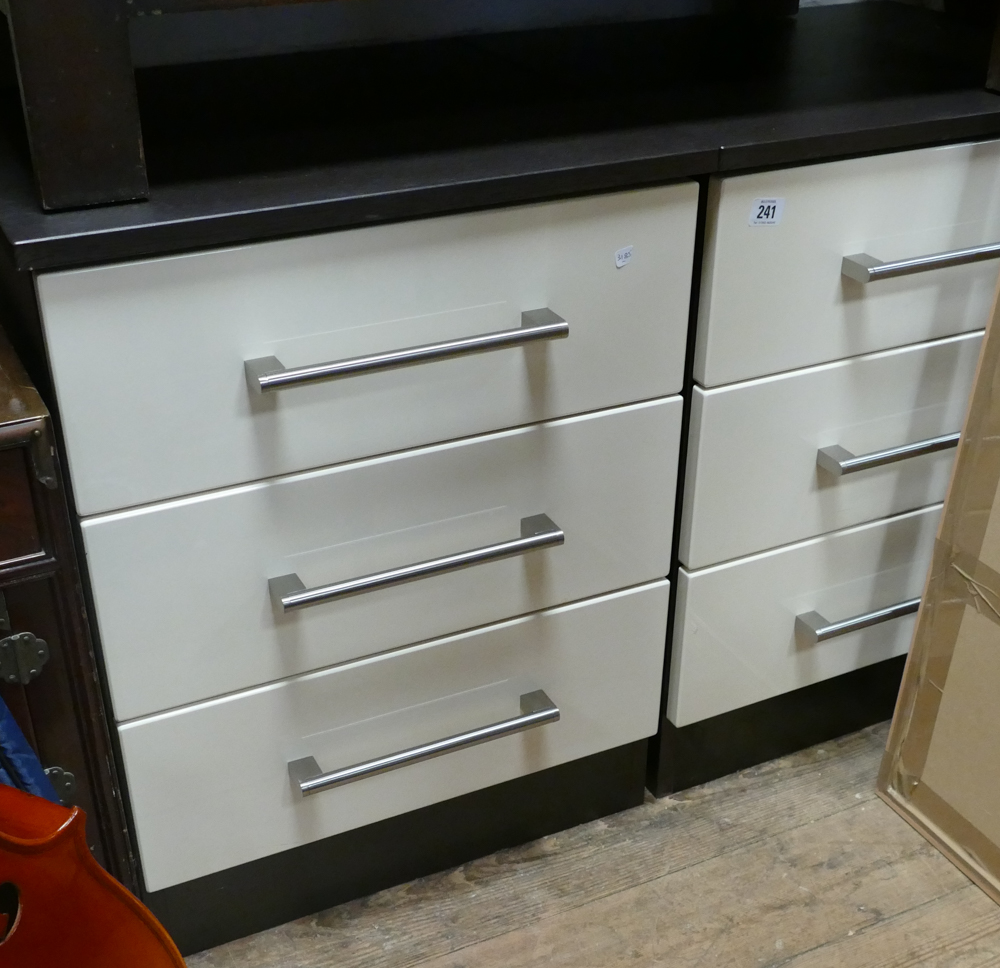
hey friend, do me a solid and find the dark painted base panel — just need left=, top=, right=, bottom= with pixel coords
left=646, top=656, right=906, bottom=796
left=146, top=740, right=647, bottom=956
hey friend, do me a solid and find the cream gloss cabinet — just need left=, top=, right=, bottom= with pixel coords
left=669, top=140, right=1000, bottom=732
left=36, top=183, right=697, bottom=891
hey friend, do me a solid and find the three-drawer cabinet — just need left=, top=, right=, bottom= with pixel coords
left=34, top=184, right=698, bottom=902
left=661, top=139, right=1000, bottom=789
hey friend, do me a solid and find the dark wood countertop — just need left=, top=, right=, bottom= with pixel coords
left=0, top=2, right=995, bottom=272
left=0, top=323, right=46, bottom=428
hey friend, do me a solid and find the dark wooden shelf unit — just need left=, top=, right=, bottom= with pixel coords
left=0, top=326, right=134, bottom=889
left=1, top=0, right=998, bottom=210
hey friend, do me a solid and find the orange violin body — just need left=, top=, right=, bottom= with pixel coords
left=0, top=784, right=184, bottom=967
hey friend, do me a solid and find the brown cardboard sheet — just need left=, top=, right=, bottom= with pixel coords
left=879, top=272, right=1000, bottom=906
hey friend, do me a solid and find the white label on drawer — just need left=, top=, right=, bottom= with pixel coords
left=615, top=245, right=633, bottom=268
left=749, top=198, right=784, bottom=225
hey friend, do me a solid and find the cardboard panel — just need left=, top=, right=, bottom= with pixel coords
left=879, top=267, right=1000, bottom=907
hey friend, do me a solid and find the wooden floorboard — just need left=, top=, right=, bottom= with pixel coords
left=186, top=724, right=1000, bottom=968
left=779, top=887, right=1000, bottom=967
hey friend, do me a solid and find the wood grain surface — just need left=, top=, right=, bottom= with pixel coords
left=5, top=0, right=148, bottom=209
left=186, top=723, right=1000, bottom=967
left=0, top=447, right=40, bottom=562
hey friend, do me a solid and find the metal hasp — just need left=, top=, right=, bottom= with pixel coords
left=842, top=243, right=1000, bottom=283
left=43, top=766, right=77, bottom=804
left=796, top=597, right=921, bottom=644
left=270, top=514, right=564, bottom=613
left=817, top=432, right=960, bottom=477
left=245, top=309, right=568, bottom=394
left=27, top=424, right=58, bottom=490
left=288, top=689, right=560, bottom=798
left=0, top=632, right=50, bottom=686
left=0, top=582, right=50, bottom=687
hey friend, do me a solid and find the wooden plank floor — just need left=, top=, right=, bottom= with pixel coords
left=186, top=724, right=1000, bottom=968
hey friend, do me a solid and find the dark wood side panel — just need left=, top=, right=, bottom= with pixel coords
left=146, top=741, right=647, bottom=956
left=647, top=656, right=906, bottom=796
left=23, top=468, right=137, bottom=889
left=0, top=323, right=137, bottom=889
left=0, top=446, right=40, bottom=563
left=3, top=0, right=148, bottom=210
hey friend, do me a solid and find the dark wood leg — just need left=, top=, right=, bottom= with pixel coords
left=3, top=0, right=148, bottom=210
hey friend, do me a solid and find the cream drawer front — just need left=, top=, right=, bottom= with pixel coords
left=119, top=579, right=669, bottom=892
left=38, top=184, right=697, bottom=515
left=680, top=331, right=980, bottom=569
left=85, top=398, right=680, bottom=721
left=695, top=139, right=1000, bottom=387
left=668, top=506, right=939, bottom=727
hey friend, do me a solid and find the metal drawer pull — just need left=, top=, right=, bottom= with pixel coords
left=245, top=308, right=568, bottom=394
left=288, top=689, right=560, bottom=797
left=842, top=243, right=1000, bottom=283
left=795, top=597, right=920, bottom=644
left=270, top=513, right=564, bottom=613
left=817, top=432, right=959, bottom=477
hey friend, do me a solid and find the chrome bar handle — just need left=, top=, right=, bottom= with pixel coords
left=288, top=690, right=560, bottom=797
left=842, top=243, right=1000, bottom=283
left=817, top=432, right=959, bottom=477
left=246, top=308, right=568, bottom=394
left=795, top=597, right=920, bottom=645
left=270, top=514, right=563, bottom=613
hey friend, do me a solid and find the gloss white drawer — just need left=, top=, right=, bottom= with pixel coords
left=695, top=139, right=1000, bottom=387
left=680, top=331, right=980, bottom=569
left=38, top=184, right=697, bottom=515
left=120, top=579, right=669, bottom=892
left=668, top=505, right=940, bottom=727
left=85, top=397, right=681, bottom=721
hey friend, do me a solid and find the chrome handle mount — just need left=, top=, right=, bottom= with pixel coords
left=817, top=432, right=959, bottom=477
left=246, top=308, right=568, bottom=394
left=270, top=514, right=564, bottom=614
left=795, top=597, right=920, bottom=644
left=288, top=690, right=560, bottom=797
left=842, top=243, right=1000, bottom=283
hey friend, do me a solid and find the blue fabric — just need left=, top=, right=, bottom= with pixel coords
left=0, top=694, right=60, bottom=803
